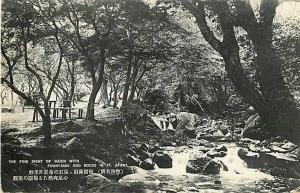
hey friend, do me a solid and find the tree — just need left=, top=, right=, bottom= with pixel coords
left=180, top=0, right=300, bottom=143
left=1, top=0, right=66, bottom=144
left=59, top=0, right=123, bottom=120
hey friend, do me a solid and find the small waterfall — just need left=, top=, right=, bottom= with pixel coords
left=151, top=116, right=174, bottom=130
left=154, top=146, right=192, bottom=176
left=219, top=143, right=274, bottom=183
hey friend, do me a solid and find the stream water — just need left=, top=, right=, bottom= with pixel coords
left=141, top=117, right=299, bottom=192
left=138, top=143, right=295, bottom=193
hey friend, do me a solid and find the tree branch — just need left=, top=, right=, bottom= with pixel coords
left=180, top=0, right=223, bottom=53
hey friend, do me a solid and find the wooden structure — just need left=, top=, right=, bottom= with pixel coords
left=31, top=99, right=83, bottom=122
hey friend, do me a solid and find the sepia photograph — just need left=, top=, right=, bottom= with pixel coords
left=1, top=0, right=300, bottom=192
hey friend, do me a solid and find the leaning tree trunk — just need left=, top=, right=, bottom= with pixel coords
left=180, top=0, right=300, bottom=143
left=253, top=37, right=300, bottom=141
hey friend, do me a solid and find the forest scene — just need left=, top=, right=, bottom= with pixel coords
left=1, top=0, right=300, bottom=192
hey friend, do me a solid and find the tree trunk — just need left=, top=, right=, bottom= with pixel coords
left=86, top=83, right=101, bottom=120
left=252, top=38, right=300, bottom=140
left=122, top=54, right=133, bottom=102
left=41, top=102, right=52, bottom=144
left=100, top=78, right=109, bottom=106
left=113, top=86, right=118, bottom=108
left=128, top=57, right=139, bottom=101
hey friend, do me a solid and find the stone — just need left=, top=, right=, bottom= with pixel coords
left=140, top=158, right=155, bottom=170
left=195, top=146, right=209, bottom=153
left=207, top=150, right=227, bottom=159
left=139, top=143, right=150, bottom=152
left=149, top=145, right=162, bottom=153
left=215, top=145, right=227, bottom=152
left=16, top=151, right=32, bottom=159
left=118, top=172, right=160, bottom=186
left=139, top=150, right=151, bottom=161
left=214, top=180, right=222, bottom=185
left=183, top=128, right=197, bottom=138
left=202, top=160, right=222, bottom=174
left=242, top=113, right=271, bottom=140
left=85, top=173, right=111, bottom=188
left=65, top=137, right=84, bottom=152
left=126, top=155, right=140, bottom=166
left=153, top=151, right=172, bottom=168
left=186, top=152, right=212, bottom=174
left=176, top=112, right=200, bottom=128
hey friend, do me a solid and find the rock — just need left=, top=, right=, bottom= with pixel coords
left=213, top=130, right=225, bottom=137
left=186, top=152, right=212, bottom=174
left=202, top=160, right=222, bottom=174
left=121, top=166, right=148, bottom=177
left=118, top=172, right=160, bottom=186
left=139, top=143, right=150, bottom=152
left=125, top=148, right=136, bottom=156
left=16, top=151, right=32, bottom=159
left=215, top=145, right=227, bottom=152
left=140, top=158, right=155, bottom=170
left=207, top=150, right=227, bottom=159
left=244, top=113, right=261, bottom=129
left=138, top=150, right=151, bottom=161
left=176, top=112, right=200, bottom=128
left=281, top=142, right=297, bottom=150
left=126, top=155, right=140, bottom=166
left=291, top=148, right=300, bottom=160
left=85, top=173, right=111, bottom=188
left=65, top=137, right=84, bottom=152
left=153, top=151, right=172, bottom=168
left=243, top=114, right=271, bottom=140
left=237, top=148, right=259, bottom=161
left=164, top=189, right=177, bottom=193
left=183, top=128, right=197, bottom=138
left=84, top=155, right=106, bottom=165
left=195, top=146, right=209, bottom=153
left=149, top=145, right=162, bottom=153
left=234, top=128, right=243, bottom=134
left=214, top=180, right=222, bottom=185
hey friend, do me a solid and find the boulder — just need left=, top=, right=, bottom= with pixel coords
left=85, top=173, right=111, bottom=188
left=202, top=160, right=222, bottom=174
left=175, top=112, right=201, bottom=134
left=140, top=158, right=155, bottom=170
left=121, top=166, right=148, bottom=177
left=186, top=152, right=211, bottom=174
left=207, top=150, right=227, bottom=159
left=242, top=113, right=271, bottom=140
left=215, top=145, right=227, bottom=152
left=126, top=155, right=140, bottom=166
left=183, top=128, right=197, bottom=138
left=153, top=151, right=172, bottom=168
left=139, top=143, right=150, bottom=152
left=118, top=172, right=160, bottom=186
left=149, top=145, right=162, bottom=153
left=138, top=150, right=151, bottom=161
left=65, top=137, right=84, bottom=152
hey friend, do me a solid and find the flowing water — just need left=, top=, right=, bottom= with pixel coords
left=140, top=144, right=297, bottom=193
left=137, top=117, right=299, bottom=192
